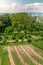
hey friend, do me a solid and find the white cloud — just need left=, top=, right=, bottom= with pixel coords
left=24, top=3, right=43, bottom=12
left=0, top=3, right=43, bottom=13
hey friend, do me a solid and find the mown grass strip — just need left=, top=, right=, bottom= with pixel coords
left=22, top=54, right=35, bottom=65
left=12, top=51, right=22, bottom=65
left=1, top=51, right=10, bottom=65
left=32, top=54, right=43, bottom=65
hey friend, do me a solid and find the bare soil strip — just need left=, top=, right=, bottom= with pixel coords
left=20, top=45, right=41, bottom=65
left=5, top=46, right=16, bottom=65
left=14, top=46, right=28, bottom=65
left=17, top=46, right=25, bottom=55
left=23, top=45, right=33, bottom=55
left=26, top=45, right=43, bottom=60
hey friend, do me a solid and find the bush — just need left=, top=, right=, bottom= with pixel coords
left=0, top=36, right=2, bottom=41
left=27, top=38, right=32, bottom=43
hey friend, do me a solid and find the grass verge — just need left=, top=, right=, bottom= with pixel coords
left=1, top=50, right=10, bottom=65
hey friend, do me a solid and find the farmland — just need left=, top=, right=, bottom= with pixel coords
left=0, top=44, right=43, bottom=65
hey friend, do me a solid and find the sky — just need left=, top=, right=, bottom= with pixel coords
left=0, top=0, right=43, bottom=13
left=0, top=0, right=43, bottom=4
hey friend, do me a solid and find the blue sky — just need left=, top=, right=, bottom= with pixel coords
left=13, top=0, right=43, bottom=4
left=0, top=0, right=43, bottom=4
left=0, top=0, right=43, bottom=13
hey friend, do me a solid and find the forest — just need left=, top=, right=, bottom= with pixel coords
left=0, top=12, right=43, bottom=33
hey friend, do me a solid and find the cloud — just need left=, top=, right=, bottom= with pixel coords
left=24, top=3, right=43, bottom=12
left=0, top=3, right=43, bottom=13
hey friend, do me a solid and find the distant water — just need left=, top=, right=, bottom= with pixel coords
left=27, top=12, right=43, bottom=16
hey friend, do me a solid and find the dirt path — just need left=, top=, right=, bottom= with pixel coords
left=6, top=46, right=16, bottom=65
left=14, top=46, right=28, bottom=65
left=20, top=45, right=41, bottom=65
left=26, top=45, right=43, bottom=60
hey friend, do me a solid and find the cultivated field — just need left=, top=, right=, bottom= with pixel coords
left=0, top=44, right=43, bottom=65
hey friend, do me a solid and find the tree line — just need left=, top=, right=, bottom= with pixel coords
left=0, top=12, right=43, bottom=33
